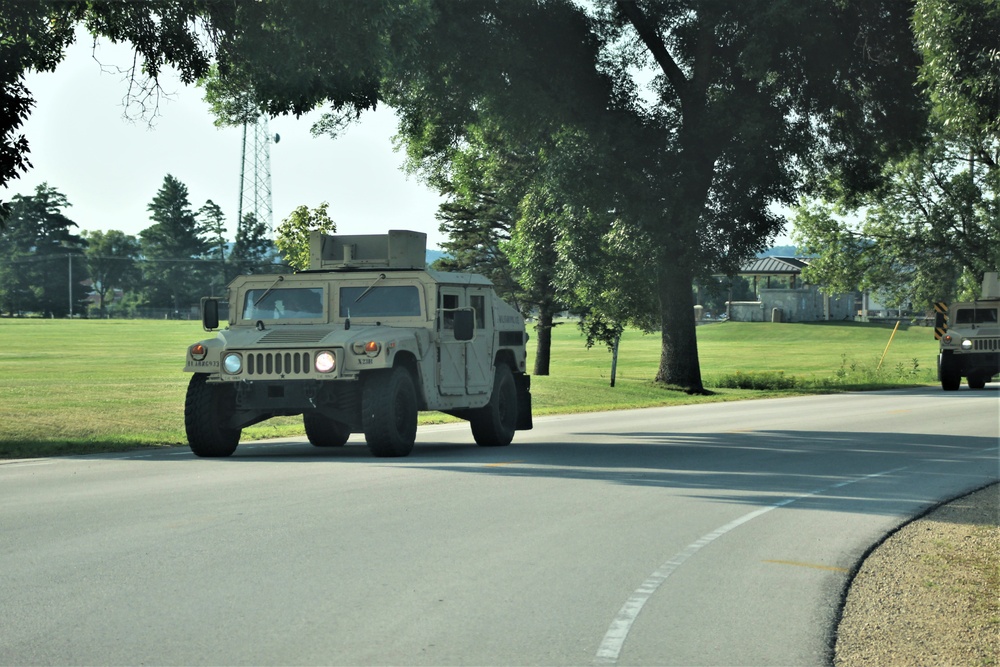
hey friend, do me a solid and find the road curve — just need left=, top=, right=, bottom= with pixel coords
left=1, top=387, right=997, bottom=666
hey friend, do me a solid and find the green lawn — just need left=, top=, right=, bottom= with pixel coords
left=0, top=317, right=939, bottom=458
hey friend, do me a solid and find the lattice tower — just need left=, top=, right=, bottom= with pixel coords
left=238, top=115, right=277, bottom=231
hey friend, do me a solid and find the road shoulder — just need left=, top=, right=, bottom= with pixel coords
left=834, top=482, right=999, bottom=666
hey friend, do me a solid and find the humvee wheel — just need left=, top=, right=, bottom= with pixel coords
left=362, top=367, right=417, bottom=457
left=471, top=364, right=517, bottom=447
left=304, top=413, right=351, bottom=447
left=967, top=374, right=988, bottom=390
left=185, top=373, right=241, bottom=457
left=939, top=355, right=961, bottom=391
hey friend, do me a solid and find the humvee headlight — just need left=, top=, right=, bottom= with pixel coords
left=961, top=338, right=973, bottom=350
left=190, top=343, right=208, bottom=361
left=223, top=353, right=243, bottom=374
left=315, top=350, right=337, bottom=373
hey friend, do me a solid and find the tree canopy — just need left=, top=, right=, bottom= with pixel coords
left=390, top=0, right=927, bottom=390
left=794, top=0, right=998, bottom=306
left=0, top=184, right=87, bottom=316
left=82, top=228, right=141, bottom=316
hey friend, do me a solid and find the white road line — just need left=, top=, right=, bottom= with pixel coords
left=0, top=460, right=56, bottom=468
left=592, top=466, right=908, bottom=666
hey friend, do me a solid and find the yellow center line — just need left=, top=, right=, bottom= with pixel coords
left=763, top=559, right=849, bottom=572
left=483, top=460, right=525, bottom=467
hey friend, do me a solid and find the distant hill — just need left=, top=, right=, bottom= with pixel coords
left=426, top=249, right=448, bottom=266
left=759, top=245, right=797, bottom=257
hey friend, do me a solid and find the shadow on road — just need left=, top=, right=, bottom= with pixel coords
left=83, top=422, right=999, bottom=523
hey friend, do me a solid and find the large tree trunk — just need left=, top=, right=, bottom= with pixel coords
left=532, top=305, right=554, bottom=376
left=654, top=261, right=705, bottom=393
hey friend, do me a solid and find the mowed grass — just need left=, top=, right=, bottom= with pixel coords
left=531, top=319, right=937, bottom=411
left=0, top=317, right=940, bottom=458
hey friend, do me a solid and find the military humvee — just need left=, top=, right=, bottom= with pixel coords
left=183, top=230, right=532, bottom=457
left=937, top=271, right=1000, bottom=390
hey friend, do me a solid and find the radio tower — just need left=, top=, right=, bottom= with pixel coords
left=237, top=115, right=279, bottom=230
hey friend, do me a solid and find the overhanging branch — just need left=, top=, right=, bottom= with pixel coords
left=615, top=0, right=689, bottom=106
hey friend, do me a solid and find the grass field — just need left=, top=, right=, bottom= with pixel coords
left=0, top=317, right=940, bottom=458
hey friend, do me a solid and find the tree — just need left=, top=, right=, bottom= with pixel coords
left=139, top=174, right=210, bottom=312
left=0, top=3, right=75, bottom=229
left=197, top=200, right=227, bottom=261
left=274, top=203, right=336, bottom=271
left=394, top=120, right=571, bottom=375
left=0, top=184, right=87, bottom=316
left=793, top=0, right=1000, bottom=305
left=914, top=0, right=1000, bottom=148
left=231, top=212, right=277, bottom=276
left=793, top=126, right=998, bottom=306
left=81, top=229, right=141, bottom=317
left=197, top=199, right=229, bottom=289
left=390, top=0, right=925, bottom=391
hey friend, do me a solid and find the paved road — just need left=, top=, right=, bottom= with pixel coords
left=2, top=387, right=997, bottom=666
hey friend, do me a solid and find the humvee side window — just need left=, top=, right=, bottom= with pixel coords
left=339, top=285, right=421, bottom=317
left=243, top=287, right=324, bottom=320
left=956, top=308, right=999, bottom=324
left=439, top=293, right=459, bottom=329
left=470, top=295, right=486, bottom=329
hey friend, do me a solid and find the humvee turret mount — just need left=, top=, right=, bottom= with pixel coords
left=183, top=230, right=532, bottom=457
left=936, top=271, right=1000, bottom=390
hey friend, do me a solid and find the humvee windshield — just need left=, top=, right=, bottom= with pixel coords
left=955, top=307, right=999, bottom=325
left=339, top=285, right=421, bottom=318
left=243, top=287, right=325, bottom=320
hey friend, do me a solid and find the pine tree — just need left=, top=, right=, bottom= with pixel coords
left=139, top=174, right=210, bottom=313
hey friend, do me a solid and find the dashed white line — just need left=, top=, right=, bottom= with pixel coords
left=0, top=460, right=56, bottom=468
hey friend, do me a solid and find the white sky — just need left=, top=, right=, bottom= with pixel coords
left=8, top=33, right=449, bottom=250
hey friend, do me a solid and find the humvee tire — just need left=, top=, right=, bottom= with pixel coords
left=968, top=374, right=987, bottom=390
left=362, top=367, right=418, bottom=457
left=185, top=373, right=241, bottom=457
left=471, top=364, right=517, bottom=447
left=304, top=413, right=351, bottom=447
left=940, top=355, right=961, bottom=391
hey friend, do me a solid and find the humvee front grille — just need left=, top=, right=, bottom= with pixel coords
left=973, top=338, right=1000, bottom=351
left=246, top=351, right=312, bottom=377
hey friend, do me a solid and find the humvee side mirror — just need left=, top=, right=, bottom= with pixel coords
left=202, top=297, right=220, bottom=331
left=453, top=309, right=474, bottom=341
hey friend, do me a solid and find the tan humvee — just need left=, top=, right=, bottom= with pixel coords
left=937, top=272, right=1000, bottom=390
left=183, top=230, right=532, bottom=457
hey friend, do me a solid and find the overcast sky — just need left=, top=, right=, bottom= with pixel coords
left=8, top=32, right=449, bottom=249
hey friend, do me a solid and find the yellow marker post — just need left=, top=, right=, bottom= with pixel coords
left=877, top=320, right=901, bottom=370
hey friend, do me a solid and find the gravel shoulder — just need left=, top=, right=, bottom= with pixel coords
left=835, top=482, right=1000, bottom=666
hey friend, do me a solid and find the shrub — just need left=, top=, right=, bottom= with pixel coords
left=829, top=354, right=926, bottom=385
left=714, top=370, right=799, bottom=390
